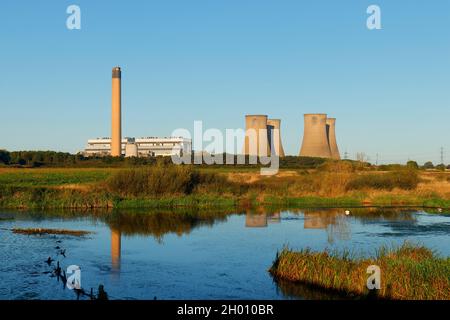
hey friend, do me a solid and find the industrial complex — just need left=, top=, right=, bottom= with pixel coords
left=83, top=67, right=340, bottom=159
left=84, top=137, right=192, bottom=157
left=83, top=67, right=192, bottom=158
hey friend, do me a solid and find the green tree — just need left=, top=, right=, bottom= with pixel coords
left=406, top=161, right=419, bottom=170
left=0, top=150, right=11, bottom=164
left=423, top=161, right=434, bottom=169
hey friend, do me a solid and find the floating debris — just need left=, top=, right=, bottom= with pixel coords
left=45, top=257, right=108, bottom=300
left=45, top=257, right=53, bottom=265
left=12, top=228, right=92, bottom=236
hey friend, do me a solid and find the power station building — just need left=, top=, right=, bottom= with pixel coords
left=299, top=113, right=340, bottom=159
left=243, top=115, right=285, bottom=157
left=83, top=137, right=192, bottom=157
left=83, top=67, right=192, bottom=158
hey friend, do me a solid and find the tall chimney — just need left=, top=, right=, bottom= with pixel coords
left=326, top=118, right=341, bottom=160
left=111, top=67, right=122, bottom=157
left=299, top=114, right=332, bottom=158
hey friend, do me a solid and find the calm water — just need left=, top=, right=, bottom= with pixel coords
left=0, top=207, right=449, bottom=300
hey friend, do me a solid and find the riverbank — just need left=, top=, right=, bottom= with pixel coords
left=269, top=243, right=450, bottom=300
left=0, top=165, right=449, bottom=210
left=1, top=187, right=449, bottom=211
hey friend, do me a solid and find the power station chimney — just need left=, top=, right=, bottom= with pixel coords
left=267, top=119, right=285, bottom=157
left=243, top=115, right=270, bottom=157
left=326, top=118, right=341, bottom=160
left=299, top=114, right=332, bottom=158
left=111, top=67, right=122, bottom=157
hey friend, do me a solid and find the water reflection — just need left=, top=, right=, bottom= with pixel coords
left=241, top=207, right=422, bottom=244
left=111, top=228, right=121, bottom=275
left=303, top=209, right=351, bottom=243
left=1, top=206, right=448, bottom=300
left=245, top=213, right=267, bottom=228
left=268, top=212, right=281, bottom=224
left=274, top=278, right=349, bottom=300
left=104, top=209, right=230, bottom=242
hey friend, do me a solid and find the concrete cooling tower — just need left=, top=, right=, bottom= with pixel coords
left=267, top=119, right=285, bottom=157
left=111, top=67, right=122, bottom=157
left=243, top=115, right=270, bottom=156
left=326, top=118, right=341, bottom=160
left=299, top=114, right=332, bottom=158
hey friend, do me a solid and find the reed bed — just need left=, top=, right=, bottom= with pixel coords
left=269, top=242, right=450, bottom=300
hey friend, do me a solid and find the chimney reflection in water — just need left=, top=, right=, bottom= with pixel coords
left=111, top=228, right=121, bottom=276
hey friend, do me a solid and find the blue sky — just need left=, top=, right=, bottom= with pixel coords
left=0, top=0, right=449, bottom=164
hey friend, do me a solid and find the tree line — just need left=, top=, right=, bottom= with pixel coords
left=0, top=149, right=448, bottom=170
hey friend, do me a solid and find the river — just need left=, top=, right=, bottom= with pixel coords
left=0, top=207, right=449, bottom=299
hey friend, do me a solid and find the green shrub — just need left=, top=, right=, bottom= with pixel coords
left=346, top=170, right=419, bottom=191
left=378, top=164, right=404, bottom=171
left=107, top=165, right=190, bottom=196
left=106, top=164, right=238, bottom=197
left=423, top=161, right=434, bottom=169
left=0, top=150, right=10, bottom=164
left=406, top=161, right=419, bottom=170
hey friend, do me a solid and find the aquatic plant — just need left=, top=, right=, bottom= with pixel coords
left=269, top=242, right=450, bottom=300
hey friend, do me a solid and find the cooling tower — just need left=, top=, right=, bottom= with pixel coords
left=243, top=115, right=270, bottom=156
left=326, top=118, right=341, bottom=160
left=267, top=119, right=285, bottom=157
left=111, top=67, right=122, bottom=157
left=299, top=114, right=332, bottom=158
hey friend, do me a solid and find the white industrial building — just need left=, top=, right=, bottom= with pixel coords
left=83, top=137, right=192, bottom=157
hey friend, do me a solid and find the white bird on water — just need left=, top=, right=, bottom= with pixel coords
left=345, top=210, right=350, bottom=216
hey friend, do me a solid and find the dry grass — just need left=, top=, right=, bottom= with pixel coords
left=1, top=165, right=449, bottom=209
left=227, top=170, right=300, bottom=184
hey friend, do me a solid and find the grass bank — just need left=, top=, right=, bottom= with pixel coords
left=0, top=163, right=449, bottom=210
left=269, top=243, right=450, bottom=300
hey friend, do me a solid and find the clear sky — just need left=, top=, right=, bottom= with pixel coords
left=0, top=0, right=449, bottom=164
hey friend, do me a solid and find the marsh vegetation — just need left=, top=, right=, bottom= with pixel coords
left=0, top=160, right=449, bottom=209
left=269, top=242, right=450, bottom=300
